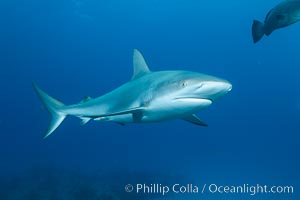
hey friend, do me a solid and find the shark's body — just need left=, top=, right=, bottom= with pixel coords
left=34, top=49, right=232, bottom=138
left=252, top=0, right=300, bottom=43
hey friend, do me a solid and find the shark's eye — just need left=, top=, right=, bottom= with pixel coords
left=180, top=80, right=188, bottom=88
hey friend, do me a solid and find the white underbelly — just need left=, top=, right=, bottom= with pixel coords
left=94, top=98, right=212, bottom=124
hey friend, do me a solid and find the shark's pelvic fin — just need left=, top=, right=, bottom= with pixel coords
left=132, top=49, right=151, bottom=80
left=33, top=83, right=67, bottom=138
left=182, top=114, right=208, bottom=126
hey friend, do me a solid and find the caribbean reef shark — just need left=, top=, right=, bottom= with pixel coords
left=33, top=49, right=232, bottom=138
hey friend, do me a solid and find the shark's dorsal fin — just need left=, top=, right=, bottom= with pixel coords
left=132, top=49, right=151, bottom=80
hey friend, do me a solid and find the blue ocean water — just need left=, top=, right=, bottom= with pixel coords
left=0, top=0, right=299, bottom=199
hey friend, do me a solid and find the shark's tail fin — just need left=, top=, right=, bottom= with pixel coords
left=33, top=83, right=67, bottom=138
left=252, top=20, right=265, bottom=43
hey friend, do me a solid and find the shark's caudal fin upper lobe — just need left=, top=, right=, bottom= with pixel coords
left=252, top=20, right=265, bottom=43
left=33, top=83, right=67, bottom=138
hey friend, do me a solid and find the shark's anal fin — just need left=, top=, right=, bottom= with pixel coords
left=182, top=114, right=208, bottom=126
left=132, top=49, right=151, bottom=80
left=80, top=117, right=91, bottom=125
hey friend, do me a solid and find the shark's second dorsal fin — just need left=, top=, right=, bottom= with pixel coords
left=132, top=49, right=151, bottom=80
left=80, top=96, right=92, bottom=103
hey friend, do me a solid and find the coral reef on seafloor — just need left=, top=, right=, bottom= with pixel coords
left=0, top=166, right=183, bottom=200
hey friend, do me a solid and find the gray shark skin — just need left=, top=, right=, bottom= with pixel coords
left=252, top=0, right=300, bottom=43
left=33, top=49, right=232, bottom=138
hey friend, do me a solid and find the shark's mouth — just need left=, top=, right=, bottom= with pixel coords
left=172, top=97, right=213, bottom=106
left=173, top=97, right=213, bottom=102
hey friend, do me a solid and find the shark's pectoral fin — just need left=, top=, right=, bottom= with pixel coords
left=182, top=114, right=208, bottom=127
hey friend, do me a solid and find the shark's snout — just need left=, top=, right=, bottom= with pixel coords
left=196, top=80, right=232, bottom=101
left=214, top=81, right=232, bottom=95
left=223, top=81, right=232, bottom=92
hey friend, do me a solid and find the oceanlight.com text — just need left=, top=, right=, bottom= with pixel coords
left=124, top=183, right=294, bottom=196
left=207, top=184, right=294, bottom=196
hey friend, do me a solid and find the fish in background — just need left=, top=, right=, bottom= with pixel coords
left=252, top=0, right=300, bottom=43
